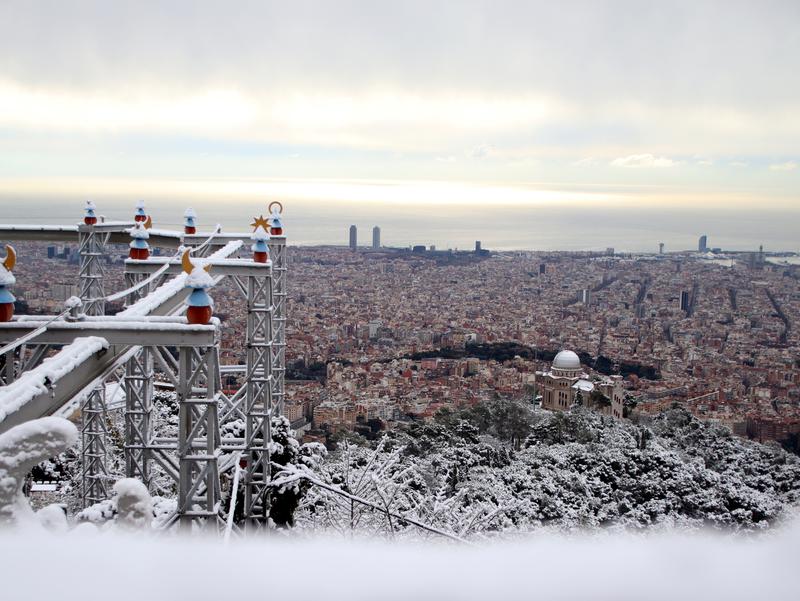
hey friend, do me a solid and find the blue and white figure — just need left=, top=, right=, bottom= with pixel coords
left=182, top=249, right=215, bottom=324
left=84, top=200, right=97, bottom=225
left=134, top=200, right=147, bottom=223
left=0, top=245, right=17, bottom=322
left=128, top=223, right=150, bottom=260
left=251, top=225, right=270, bottom=263
left=184, top=207, right=197, bottom=234
left=269, top=204, right=284, bottom=235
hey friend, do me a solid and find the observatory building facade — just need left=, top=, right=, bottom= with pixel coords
left=535, top=350, right=625, bottom=419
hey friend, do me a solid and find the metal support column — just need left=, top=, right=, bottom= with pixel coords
left=124, top=347, right=153, bottom=487
left=81, top=386, right=109, bottom=506
left=243, top=269, right=274, bottom=526
left=78, top=223, right=111, bottom=505
left=78, top=224, right=106, bottom=316
left=267, top=236, right=286, bottom=415
left=177, top=346, right=222, bottom=530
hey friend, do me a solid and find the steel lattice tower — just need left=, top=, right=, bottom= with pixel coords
left=124, top=348, right=154, bottom=487
left=268, top=236, right=287, bottom=415
left=80, top=386, right=110, bottom=505
left=177, top=345, right=222, bottom=530
left=243, top=267, right=275, bottom=525
left=77, top=224, right=106, bottom=316
left=78, top=222, right=110, bottom=507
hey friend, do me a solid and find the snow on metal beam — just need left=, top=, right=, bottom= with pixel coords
left=0, top=336, right=110, bottom=433
left=0, top=319, right=219, bottom=347
left=0, top=242, right=240, bottom=432
left=125, top=256, right=272, bottom=277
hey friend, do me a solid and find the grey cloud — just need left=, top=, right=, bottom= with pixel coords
left=0, top=0, right=798, bottom=109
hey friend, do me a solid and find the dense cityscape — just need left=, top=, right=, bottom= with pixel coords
left=11, top=227, right=800, bottom=454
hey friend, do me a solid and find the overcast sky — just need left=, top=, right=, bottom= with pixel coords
left=0, top=1, right=798, bottom=206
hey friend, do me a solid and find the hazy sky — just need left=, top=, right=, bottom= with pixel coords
left=0, top=1, right=798, bottom=207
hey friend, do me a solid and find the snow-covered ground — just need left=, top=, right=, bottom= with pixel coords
left=0, top=522, right=798, bottom=600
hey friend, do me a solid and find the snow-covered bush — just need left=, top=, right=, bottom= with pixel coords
left=295, top=407, right=800, bottom=538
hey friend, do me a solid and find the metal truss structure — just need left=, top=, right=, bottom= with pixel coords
left=0, top=210, right=287, bottom=532
left=80, top=386, right=109, bottom=505
left=268, top=237, right=287, bottom=415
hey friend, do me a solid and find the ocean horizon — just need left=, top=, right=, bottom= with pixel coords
left=1, top=186, right=797, bottom=254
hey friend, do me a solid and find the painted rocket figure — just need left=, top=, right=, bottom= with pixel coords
left=84, top=200, right=98, bottom=225
left=182, top=249, right=214, bottom=325
left=184, top=207, right=197, bottom=235
left=134, top=200, right=147, bottom=223
left=0, top=245, right=17, bottom=322
left=128, top=222, right=150, bottom=260
left=268, top=203, right=284, bottom=236
left=251, top=225, right=270, bottom=263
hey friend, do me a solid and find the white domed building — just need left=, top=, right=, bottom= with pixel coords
left=535, top=350, right=625, bottom=419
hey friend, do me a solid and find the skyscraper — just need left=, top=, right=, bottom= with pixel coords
left=659, top=242, right=664, bottom=254
left=372, top=226, right=380, bottom=249
left=698, top=235, right=708, bottom=252
left=349, top=225, right=357, bottom=250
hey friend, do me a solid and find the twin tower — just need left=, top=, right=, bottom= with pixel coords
left=349, top=225, right=380, bottom=250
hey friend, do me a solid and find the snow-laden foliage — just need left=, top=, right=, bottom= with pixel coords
left=295, top=407, right=800, bottom=539
left=77, top=482, right=176, bottom=531
left=0, top=417, right=77, bottom=526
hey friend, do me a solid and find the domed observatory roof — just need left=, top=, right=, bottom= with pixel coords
left=551, top=350, right=582, bottom=377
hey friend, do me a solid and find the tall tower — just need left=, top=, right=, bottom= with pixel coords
left=372, top=226, right=380, bottom=249
left=680, top=290, right=690, bottom=312
left=698, top=235, right=708, bottom=252
left=659, top=242, right=664, bottom=255
left=349, top=225, right=357, bottom=251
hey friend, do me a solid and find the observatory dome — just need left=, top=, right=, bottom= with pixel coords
left=552, top=350, right=581, bottom=370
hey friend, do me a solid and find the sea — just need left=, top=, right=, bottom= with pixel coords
left=1, top=189, right=798, bottom=254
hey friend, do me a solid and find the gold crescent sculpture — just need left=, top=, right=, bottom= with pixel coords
left=2, top=245, right=16, bottom=271
left=268, top=201, right=283, bottom=214
left=144, top=215, right=153, bottom=229
left=181, top=249, right=194, bottom=274
left=181, top=248, right=211, bottom=274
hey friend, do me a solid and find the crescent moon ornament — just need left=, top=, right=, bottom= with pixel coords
left=144, top=215, right=153, bottom=229
left=181, top=249, right=194, bottom=274
left=181, top=248, right=212, bottom=274
left=268, top=201, right=283, bottom=214
left=2, top=245, right=16, bottom=271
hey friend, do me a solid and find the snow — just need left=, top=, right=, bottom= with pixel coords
left=85, top=200, right=96, bottom=211
left=183, top=207, right=197, bottom=219
left=0, top=224, right=78, bottom=233
left=117, top=273, right=189, bottom=317
left=572, top=379, right=595, bottom=392
left=135, top=200, right=145, bottom=209
left=0, top=522, right=799, bottom=600
left=105, top=382, right=126, bottom=409
left=128, top=224, right=149, bottom=239
left=36, top=505, right=68, bottom=533
left=0, top=337, right=109, bottom=424
left=251, top=225, right=269, bottom=241
left=113, top=479, right=153, bottom=530
left=118, top=240, right=240, bottom=317
left=0, top=417, right=77, bottom=525
left=0, top=264, right=15, bottom=286
left=64, top=296, right=82, bottom=309
left=185, top=267, right=215, bottom=289
left=3, top=318, right=217, bottom=333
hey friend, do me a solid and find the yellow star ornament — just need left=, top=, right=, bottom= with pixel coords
left=250, top=215, right=270, bottom=231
